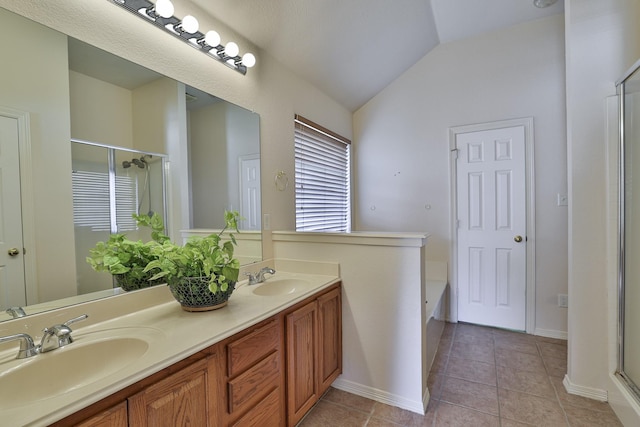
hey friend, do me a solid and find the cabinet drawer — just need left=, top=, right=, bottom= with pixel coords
left=228, top=351, right=280, bottom=414
left=228, top=320, right=279, bottom=377
left=232, top=387, right=282, bottom=427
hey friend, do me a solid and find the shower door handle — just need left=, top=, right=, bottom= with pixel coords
left=8, top=248, right=20, bottom=256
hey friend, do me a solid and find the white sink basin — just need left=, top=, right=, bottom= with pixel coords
left=0, top=327, right=161, bottom=408
left=252, top=278, right=312, bottom=296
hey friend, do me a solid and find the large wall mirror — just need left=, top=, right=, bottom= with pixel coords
left=0, top=6, right=261, bottom=322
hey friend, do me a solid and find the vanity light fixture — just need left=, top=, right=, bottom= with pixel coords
left=110, top=0, right=256, bottom=74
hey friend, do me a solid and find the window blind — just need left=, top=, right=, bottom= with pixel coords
left=294, top=115, right=351, bottom=232
left=72, top=170, right=138, bottom=232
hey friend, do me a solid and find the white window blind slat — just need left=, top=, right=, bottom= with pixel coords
left=72, top=170, right=138, bottom=232
left=294, top=116, right=351, bottom=232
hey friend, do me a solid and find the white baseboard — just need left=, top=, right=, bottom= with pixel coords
left=563, top=374, right=608, bottom=402
left=331, top=378, right=427, bottom=415
left=534, top=328, right=568, bottom=340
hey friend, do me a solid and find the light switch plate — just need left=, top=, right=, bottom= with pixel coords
left=557, top=194, right=568, bottom=206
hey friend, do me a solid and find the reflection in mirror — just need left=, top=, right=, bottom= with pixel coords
left=0, top=6, right=261, bottom=321
left=71, top=141, right=168, bottom=295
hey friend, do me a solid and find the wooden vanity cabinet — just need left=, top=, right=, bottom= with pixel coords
left=284, top=283, right=342, bottom=426
left=52, top=282, right=341, bottom=427
left=74, top=401, right=127, bottom=427
left=128, top=355, right=221, bottom=426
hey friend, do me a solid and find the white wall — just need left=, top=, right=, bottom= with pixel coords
left=273, top=232, right=429, bottom=414
left=0, top=8, right=77, bottom=303
left=353, top=15, right=568, bottom=336
left=189, top=102, right=228, bottom=228
left=69, top=70, right=134, bottom=148
left=565, top=0, right=640, bottom=423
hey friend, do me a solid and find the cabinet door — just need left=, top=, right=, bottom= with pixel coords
left=76, top=401, right=127, bottom=427
left=317, top=287, right=342, bottom=394
left=286, top=301, right=317, bottom=426
left=128, top=356, right=220, bottom=426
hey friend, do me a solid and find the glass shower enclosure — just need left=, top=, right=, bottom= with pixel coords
left=71, top=140, right=167, bottom=295
left=617, top=60, right=640, bottom=401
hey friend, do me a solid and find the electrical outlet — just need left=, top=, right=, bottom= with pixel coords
left=263, top=213, right=271, bottom=230
left=558, top=294, right=568, bottom=308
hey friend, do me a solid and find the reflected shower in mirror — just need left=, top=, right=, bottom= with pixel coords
left=71, top=141, right=168, bottom=295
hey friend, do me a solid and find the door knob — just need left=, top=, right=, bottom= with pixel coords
left=8, top=248, right=20, bottom=256
left=514, top=235, right=523, bottom=243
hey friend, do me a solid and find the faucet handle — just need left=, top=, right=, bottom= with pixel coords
left=40, top=314, right=88, bottom=352
left=244, top=272, right=259, bottom=285
left=64, top=314, right=88, bottom=327
left=5, top=306, right=26, bottom=318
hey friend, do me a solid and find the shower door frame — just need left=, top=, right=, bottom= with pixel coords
left=616, top=59, right=640, bottom=401
left=71, top=138, right=169, bottom=235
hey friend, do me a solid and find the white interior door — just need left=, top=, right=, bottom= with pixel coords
left=456, top=125, right=527, bottom=331
left=0, top=115, right=26, bottom=309
left=239, top=155, right=261, bottom=230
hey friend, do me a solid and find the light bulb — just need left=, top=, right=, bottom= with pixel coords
left=204, top=31, right=221, bottom=47
left=181, top=15, right=199, bottom=34
left=224, top=42, right=239, bottom=58
left=154, top=0, right=174, bottom=18
left=242, top=53, right=256, bottom=68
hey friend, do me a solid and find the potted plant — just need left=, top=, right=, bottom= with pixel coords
left=87, top=213, right=168, bottom=291
left=143, top=210, right=241, bottom=311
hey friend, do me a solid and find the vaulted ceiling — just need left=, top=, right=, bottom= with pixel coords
left=190, top=0, right=564, bottom=111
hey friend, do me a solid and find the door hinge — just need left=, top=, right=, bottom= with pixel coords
left=451, top=148, right=459, bottom=159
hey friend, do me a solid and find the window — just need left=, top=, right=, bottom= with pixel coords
left=294, top=114, right=351, bottom=232
left=72, top=170, right=138, bottom=232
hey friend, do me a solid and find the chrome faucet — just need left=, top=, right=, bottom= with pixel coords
left=0, top=333, right=39, bottom=359
left=245, top=267, right=276, bottom=285
left=40, top=314, right=88, bottom=353
left=5, top=306, right=27, bottom=318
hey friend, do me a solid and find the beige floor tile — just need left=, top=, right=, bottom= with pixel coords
left=437, top=337, right=453, bottom=355
left=500, top=418, right=535, bottom=427
left=297, top=400, right=368, bottom=427
left=441, top=323, right=456, bottom=339
left=563, top=403, right=623, bottom=426
left=450, top=341, right=495, bottom=364
left=446, top=356, right=497, bottom=386
left=498, top=388, right=568, bottom=426
left=538, top=341, right=568, bottom=360
left=371, top=402, right=435, bottom=427
left=301, top=323, right=620, bottom=427
left=496, top=365, right=556, bottom=399
left=365, top=417, right=405, bottom=427
left=495, top=347, right=547, bottom=375
left=428, top=373, right=445, bottom=401
left=494, top=337, right=539, bottom=356
left=322, top=387, right=375, bottom=413
left=440, top=376, right=499, bottom=415
left=548, top=376, right=616, bottom=413
left=499, top=419, right=536, bottom=426
left=456, top=323, right=496, bottom=340
left=492, top=328, right=537, bottom=344
left=434, top=402, right=500, bottom=426
left=430, top=348, right=450, bottom=374
left=542, top=355, right=567, bottom=378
